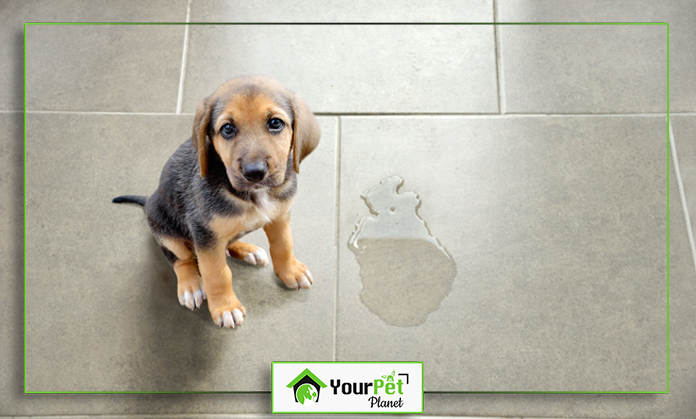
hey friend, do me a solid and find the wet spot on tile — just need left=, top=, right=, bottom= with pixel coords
left=348, top=176, right=456, bottom=327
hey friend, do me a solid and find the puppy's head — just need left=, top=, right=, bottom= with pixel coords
left=192, top=76, right=320, bottom=191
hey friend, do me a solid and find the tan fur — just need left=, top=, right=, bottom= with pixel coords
left=192, top=75, right=320, bottom=180
left=211, top=94, right=293, bottom=191
left=159, top=237, right=202, bottom=303
left=210, top=196, right=293, bottom=242
left=192, top=98, right=211, bottom=177
left=263, top=212, right=309, bottom=289
left=227, top=241, right=264, bottom=262
left=196, top=245, right=245, bottom=322
left=159, top=237, right=198, bottom=294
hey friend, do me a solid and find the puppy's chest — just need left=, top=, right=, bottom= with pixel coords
left=210, top=192, right=285, bottom=241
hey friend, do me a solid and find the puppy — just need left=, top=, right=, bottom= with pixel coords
left=113, top=76, right=320, bottom=329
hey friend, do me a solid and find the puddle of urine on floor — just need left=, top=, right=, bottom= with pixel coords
left=348, top=176, right=457, bottom=327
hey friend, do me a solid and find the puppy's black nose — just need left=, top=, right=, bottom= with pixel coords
left=242, top=161, right=268, bottom=182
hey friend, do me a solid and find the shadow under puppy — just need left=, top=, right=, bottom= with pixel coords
left=113, top=76, right=320, bottom=329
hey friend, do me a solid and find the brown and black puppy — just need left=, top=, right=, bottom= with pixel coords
left=113, top=76, right=320, bottom=329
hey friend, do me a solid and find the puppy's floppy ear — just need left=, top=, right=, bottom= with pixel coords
left=290, top=93, right=320, bottom=174
left=192, top=97, right=212, bottom=178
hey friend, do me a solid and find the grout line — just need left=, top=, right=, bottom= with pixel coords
left=493, top=0, right=505, bottom=115
left=669, top=119, right=696, bottom=273
left=332, top=116, right=342, bottom=362
left=17, top=416, right=535, bottom=419
left=175, top=0, right=193, bottom=114
left=25, top=110, right=189, bottom=116
left=0, top=110, right=23, bottom=114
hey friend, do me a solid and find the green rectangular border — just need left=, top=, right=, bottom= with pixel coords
left=271, top=361, right=424, bottom=414
left=23, top=22, right=670, bottom=395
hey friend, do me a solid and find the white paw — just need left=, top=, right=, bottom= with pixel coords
left=179, top=287, right=206, bottom=310
left=298, top=270, right=313, bottom=289
left=285, top=269, right=313, bottom=290
left=216, top=309, right=245, bottom=329
left=243, top=248, right=269, bottom=267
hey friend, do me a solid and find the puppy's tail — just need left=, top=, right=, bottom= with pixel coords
left=112, top=195, right=147, bottom=207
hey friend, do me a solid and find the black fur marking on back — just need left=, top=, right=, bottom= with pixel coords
left=191, top=221, right=216, bottom=250
left=146, top=190, right=191, bottom=242
left=144, top=139, right=246, bottom=251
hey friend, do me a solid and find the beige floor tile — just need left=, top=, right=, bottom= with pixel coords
left=182, top=25, right=498, bottom=114
left=0, top=112, right=25, bottom=414
left=497, top=0, right=696, bottom=112
left=25, top=24, right=185, bottom=112
left=499, top=24, right=667, bottom=113
left=0, top=0, right=188, bottom=111
left=336, top=115, right=667, bottom=392
left=190, top=0, right=493, bottom=22
left=24, top=113, right=337, bottom=392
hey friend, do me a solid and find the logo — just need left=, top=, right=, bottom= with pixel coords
left=286, top=368, right=328, bottom=404
left=272, top=362, right=423, bottom=414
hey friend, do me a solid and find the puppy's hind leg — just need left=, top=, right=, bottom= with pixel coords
left=226, top=241, right=269, bottom=267
left=160, top=237, right=205, bottom=310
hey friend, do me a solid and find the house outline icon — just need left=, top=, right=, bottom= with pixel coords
left=286, top=368, right=328, bottom=403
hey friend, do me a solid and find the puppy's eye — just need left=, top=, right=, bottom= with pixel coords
left=267, top=118, right=285, bottom=132
left=220, top=123, right=236, bottom=138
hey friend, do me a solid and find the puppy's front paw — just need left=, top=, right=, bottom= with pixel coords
left=276, top=259, right=314, bottom=290
left=178, top=280, right=206, bottom=310
left=243, top=248, right=269, bottom=266
left=209, top=299, right=247, bottom=329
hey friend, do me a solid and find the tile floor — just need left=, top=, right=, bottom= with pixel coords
left=3, top=0, right=696, bottom=417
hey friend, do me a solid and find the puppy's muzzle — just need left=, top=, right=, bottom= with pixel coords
left=242, top=161, right=268, bottom=183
